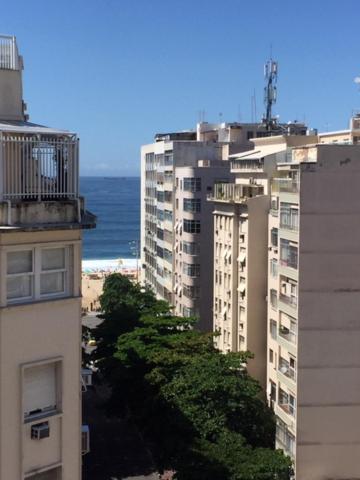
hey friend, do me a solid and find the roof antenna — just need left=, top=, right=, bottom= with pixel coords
left=263, top=53, right=278, bottom=131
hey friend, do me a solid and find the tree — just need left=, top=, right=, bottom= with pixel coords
left=89, top=274, right=292, bottom=479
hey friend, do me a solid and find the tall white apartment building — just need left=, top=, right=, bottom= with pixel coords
left=268, top=140, right=360, bottom=479
left=0, top=36, right=95, bottom=480
left=141, top=121, right=274, bottom=329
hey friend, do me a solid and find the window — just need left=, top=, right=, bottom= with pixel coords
left=183, top=177, right=201, bottom=192
left=183, top=306, right=195, bottom=317
left=23, top=361, right=61, bottom=421
left=183, top=219, right=201, bottom=233
left=270, top=289, right=278, bottom=309
left=269, top=349, right=274, bottom=363
left=270, top=258, right=278, bottom=277
left=271, top=228, right=278, bottom=247
left=156, top=191, right=165, bottom=202
left=182, top=241, right=199, bottom=255
left=280, top=203, right=299, bottom=231
left=183, top=262, right=200, bottom=277
left=280, top=239, right=298, bottom=269
left=7, top=246, right=71, bottom=303
left=270, top=319, right=277, bottom=339
left=183, top=198, right=201, bottom=213
left=183, top=284, right=200, bottom=299
left=41, top=248, right=66, bottom=296
left=7, top=250, right=33, bottom=300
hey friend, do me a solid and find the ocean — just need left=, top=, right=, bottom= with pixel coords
left=80, top=177, right=140, bottom=261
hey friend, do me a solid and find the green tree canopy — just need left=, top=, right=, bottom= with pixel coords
left=88, top=274, right=292, bottom=479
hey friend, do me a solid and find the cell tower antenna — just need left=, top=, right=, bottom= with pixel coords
left=263, top=57, right=278, bottom=131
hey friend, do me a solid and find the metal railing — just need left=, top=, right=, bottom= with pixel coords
left=231, top=159, right=264, bottom=171
left=0, top=35, right=20, bottom=70
left=0, top=134, right=79, bottom=201
left=208, top=182, right=264, bottom=202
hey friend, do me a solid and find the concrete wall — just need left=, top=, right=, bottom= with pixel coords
left=0, top=229, right=82, bottom=480
left=0, top=69, right=24, bottom=121
left=296, top=145, right=360, bottom=479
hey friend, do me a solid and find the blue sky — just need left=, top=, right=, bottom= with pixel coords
left=2, top=0, right=360, bottom=176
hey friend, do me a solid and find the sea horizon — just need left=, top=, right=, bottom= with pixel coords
left=80, top=177, right=140, bottom=261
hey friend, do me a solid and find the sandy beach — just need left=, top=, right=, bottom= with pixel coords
left=81, top=258, right=140, bottom=313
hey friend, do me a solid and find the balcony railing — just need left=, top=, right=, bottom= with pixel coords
left=231, top=159, right=264, bottom=171
left=0, top=134, right=79, bottom=201
left=208, top=182, right=264, bottom=202
left=279, top=326, right=296, bottom=344
left=279, top=293, right=297, bottom=308
left=278, top=358, right=296, bottom=382
left=280, top=219, right=299, bottom=231
left=0, top=35, right=20, bottom=70
left=272, top=178, right=299, bottom=194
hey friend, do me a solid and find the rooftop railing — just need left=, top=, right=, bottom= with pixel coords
left=0, top=35, right=20, bottom=70
left=0, top=134, right=79, bottom=201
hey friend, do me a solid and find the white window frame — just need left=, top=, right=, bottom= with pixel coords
left=6, top=248, right=34, bottom=302
left=5, top=243, right=75, bottom=305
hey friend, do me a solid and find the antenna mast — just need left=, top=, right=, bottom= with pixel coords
left=263, top=58, right=278, bottom=131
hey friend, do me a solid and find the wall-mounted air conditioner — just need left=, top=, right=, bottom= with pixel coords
left=31, top=422, right=50, bottom=440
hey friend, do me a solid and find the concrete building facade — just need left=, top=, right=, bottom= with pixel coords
left=268, top=142, right=360, bottom=479
left=141, top=122, right=273, bottom=329
left=210, top=134, right=315, bottom=386
left=0, top=35, right=95, bottom=480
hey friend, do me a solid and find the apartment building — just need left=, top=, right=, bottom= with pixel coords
left=267, top=141, right=360, bottom=479
left=141, top=121, right=272, bottom=330
left=0, top=36, right=95, bottom=480
left=318, top=113, right=360, bottom=145
left=210, top=133, right=315, bottom=386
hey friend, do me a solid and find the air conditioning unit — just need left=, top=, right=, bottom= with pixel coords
left=82, top=368, right=93, bottom=388
left=82, top=425, right=90, bottom=455
left=31, top=422, right=50, bottom=440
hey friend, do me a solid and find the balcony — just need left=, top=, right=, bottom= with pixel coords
left=0, top=132, right=95, bottom=229
left=208, top=182, right=264, bottom=203
left=272, top=178, right=299, bottom=194
left=0, top=133, right=79, bottom=201
left=279, top=325, right=296, bottom=345
left=230, top=158, right=264, bottom=172
left=279, top=293, right=297, bottom=309
left=278, top=358, right=296, bottom=382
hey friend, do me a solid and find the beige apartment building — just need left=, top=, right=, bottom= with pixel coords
left=268, top=140, right=360, bottom=479
left=141, top=121, right=274, bottom=329
left=210, top=120, right=360, bottom=477
left=0, top=36, right=95, bottom=480
left=210, top=133, right=315, bottom=386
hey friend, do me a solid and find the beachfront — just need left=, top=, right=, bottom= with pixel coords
left=82, top=258, right=140, bottom=313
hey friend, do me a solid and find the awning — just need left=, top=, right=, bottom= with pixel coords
left=230, top=143, right=287, bottom=160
